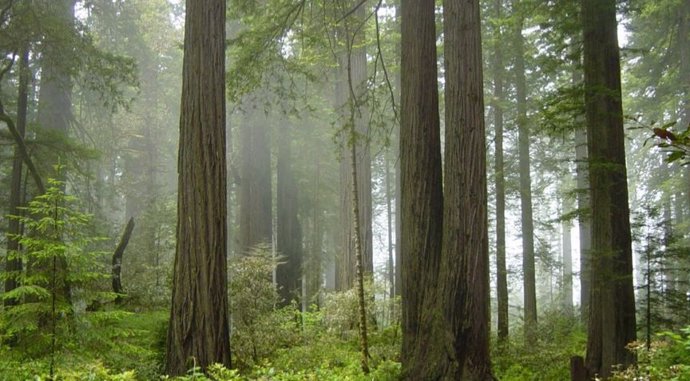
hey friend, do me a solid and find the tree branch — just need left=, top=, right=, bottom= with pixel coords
left=0, top=111, right=45, bottom=194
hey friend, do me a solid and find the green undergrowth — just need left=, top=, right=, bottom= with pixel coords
left=492, top=312, right=587, bottom=380
left=0, top=309, right=167, bottom=380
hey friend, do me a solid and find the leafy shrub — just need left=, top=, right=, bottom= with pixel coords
left=229, top=246, right=301, bottom=370
left=609, top=326, right=690, bottom=380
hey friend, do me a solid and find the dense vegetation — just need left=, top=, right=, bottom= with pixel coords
left=0, top=0, right=689, bottom=379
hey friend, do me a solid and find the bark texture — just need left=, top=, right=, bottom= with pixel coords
left=165, top=0, right=231, bottom=374
left=440, top=0, right=494, bottom=377
left=400, top=0, right=494, bottom=378
left=582, top=0, right=637, bottom=377
left=400, top=0, right=444, bottom=378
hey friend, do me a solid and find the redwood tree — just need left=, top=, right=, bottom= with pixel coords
left=582, top=0, right=637, bottom=377
left=400, top=0, right=494, bottom=378
left=165, top=0, right=231, bottom=374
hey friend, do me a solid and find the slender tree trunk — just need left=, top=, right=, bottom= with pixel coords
left=582, top=0, right=637, bottom=376
left=307, top=156, right=322, bottom=307
left=386, top=150, right=394, bottom=303
left=492, top=0, right=509, bottom=342
left=350, top=133, right=370, bottom=373
left=561, top=190, right=574, bottom=315
left=112, top=217, right=135, bottom=301
left=165, top=0, right=231, bottom=374
left=276, top=125, right=303, bottom=307
left=337, top=2, right=373, bottom=289
left=513, top=0, right=537, bottom=341
left=4, top=46, right=30, bottom=307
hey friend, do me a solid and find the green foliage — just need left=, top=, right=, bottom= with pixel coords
left=0, top=177, right=112, bottom=355
left=609, top=327, right=690, bottom=380
left=229, top=246, right=301, bottom=370
left=492, top=311, right=586, bottom=381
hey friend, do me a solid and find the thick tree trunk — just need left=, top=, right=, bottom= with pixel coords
left=492, top=0, right=509, bottom=342
left=582, top=0, right=637, bottom=377
left=4, top=47, right=30, bottom=307
left=399, top=0, right=444, bottom=378
left=513, top=0, right=537, bottom=342
left=276, top=125, right=303, bottom=307
left=165, top=0, right=231, bottom=374
left=440, top=0, right=494, bottom=377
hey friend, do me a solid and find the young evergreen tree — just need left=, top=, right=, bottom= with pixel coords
left=165, top=0, right=231, bottom=374
left=582, top=0, right=637, bottom=377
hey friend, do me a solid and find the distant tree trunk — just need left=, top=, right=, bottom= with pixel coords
left=400, top=0, right=444, bottom=378
left=349, top=128, right=370, bottom=373
left=36, top=0, right=77, bottom=306
left=238, top=111, right=272, bottom=254
left=276, top=125, right=303, bottom=307
left=582, top=0, right=637, bottom=376
left=492, top=0, right=509, bottom=342
left=4, top=46, right=30, bottom=307
left=165, top=0, right=231, bottom=374
left=561, top=191, right=574, bottom=315
left=112, top=217, right=135, bottom=302
left=513, top=0, right=537, bottom=342
left=440, top=0, right=494, bottom=377
left=306, top=157, right=323, bottom=307
left=385, top=150, right=394, bottom=301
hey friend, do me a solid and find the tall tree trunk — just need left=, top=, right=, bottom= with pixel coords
left=4, top=46, right=30, bottom=307
left=400, top=0, right=444, bottom=378
left=276, top=125, right=303, bottom=307
left=36, top=0, right=76, bottom=307
left=306, top=156, right=322, bottom=307
left=238, top=111, right=272, bottom=254
left=165, top=0, right=231, bottom=374
left=582, top=0, right=637, bottom=376
left=492, top=0, right=509, bottom=342
left=440, top=0, right=494, bottom=377
left=350, top=131, right=370, bottom=373
left=513, top=0, right=537, bottom=341
left=561, top=189, right=574, bottom=316
left=386, top=149, right=394, bottom=301
left=573, top=48, right=591, bottom=325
